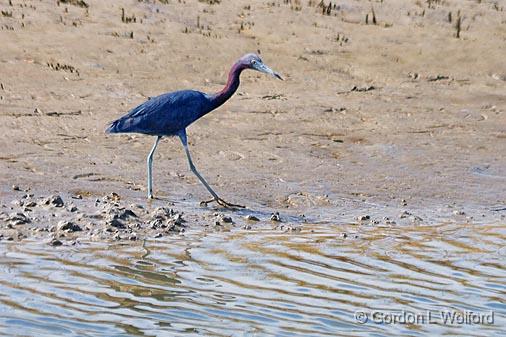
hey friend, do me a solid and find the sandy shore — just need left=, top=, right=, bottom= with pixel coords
left=1, top=0, right=505, bottom=243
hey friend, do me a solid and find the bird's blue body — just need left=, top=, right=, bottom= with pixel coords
left=106, top=90, right=213, bottom=136
left=106, top=53, right=282, bottom=206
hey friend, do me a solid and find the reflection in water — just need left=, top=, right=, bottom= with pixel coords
left=0, top=221, right=505, bottom=336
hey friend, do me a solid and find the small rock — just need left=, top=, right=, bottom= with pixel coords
left=41, top=195, right=64, bottom=207
left=285, top=225, right=302, bottom=232
left=107, top=218, right=126, bottom=229
left=129, top=233, right=138, bottom=241
left=453, top=210, right=465, bottom=216
left=8, top=212, right=31, bottom=225
left=172, top=213, right=184, bottom=225
left=399, top=210, right=412, bottom=219
left=68, top=206, right=78, bottom=212
left=270, top=212, right=281, bottom=222
left=243, top=224, right=252, bottom=230
left=12, top=185, right=20, bottom=191
left=25, top=201, right=37, bottom=208
left=152, top=207, right=175, bottom=219
left=357, top=215, right=370, bottom=221
left=149, top=219, right=162, bottom=229
left=103, top=192, right=121, bottom=202
left=104, top=206, right=137, bottom=220
left=154, top=233, right=163, bottom=238
left=11, top=199, right=23, bottom=207
left=57, top=220, right=82, bottom=232
left=49, top=239, right=63, bottom=246
left=409, top=215, right=423, bottom=223
left=220, top=215, right=233, bottom=224
left=150, top=207, right=184, bottom=228
left=245, top=215, right=259, bottom=221
left=118, top=208, right=137, bottom=220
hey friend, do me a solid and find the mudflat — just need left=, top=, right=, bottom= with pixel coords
left=1, top=0, right=505, bottom=242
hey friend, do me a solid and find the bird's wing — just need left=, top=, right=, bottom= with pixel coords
left=107, top=90, right=208, bottom=135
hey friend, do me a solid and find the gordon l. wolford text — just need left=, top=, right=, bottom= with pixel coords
left=354, top=310, right=495, bottom=325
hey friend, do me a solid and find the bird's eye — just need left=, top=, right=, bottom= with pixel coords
left=251, top=60, right=257, bottom=65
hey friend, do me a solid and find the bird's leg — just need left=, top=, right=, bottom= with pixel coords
left=147, top=136, right=162, bottom=199
left=178, top=130, right=245, bottom=209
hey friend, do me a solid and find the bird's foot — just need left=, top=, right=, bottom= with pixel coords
left=200, top=197, right=245, bottom=209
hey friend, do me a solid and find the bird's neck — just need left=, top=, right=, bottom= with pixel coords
left=209, top=61, right=244, bottom=109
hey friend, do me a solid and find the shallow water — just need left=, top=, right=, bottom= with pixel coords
left=0, top=221, right=505, bottom=336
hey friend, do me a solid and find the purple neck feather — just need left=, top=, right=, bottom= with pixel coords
left=210, top=61, right=245, bottom=109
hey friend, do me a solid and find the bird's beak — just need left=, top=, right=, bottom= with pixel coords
left=254, top=62, right=283, bottom=80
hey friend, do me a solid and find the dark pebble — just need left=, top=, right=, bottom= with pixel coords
left=270, top=212, right=281, bottom=222
left=220, top=215, right=233, bottom=223
left=357, top=215, right=370, bottom=221
left=50, top=239, right=63, bottom=246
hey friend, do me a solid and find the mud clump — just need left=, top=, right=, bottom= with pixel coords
left=0, top=192, right=189, bottom=243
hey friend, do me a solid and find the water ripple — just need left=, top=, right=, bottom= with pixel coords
left=0, top=221, right=505, bottom=336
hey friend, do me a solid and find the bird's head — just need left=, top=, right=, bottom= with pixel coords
left=240, top=53, right=283, bottom=80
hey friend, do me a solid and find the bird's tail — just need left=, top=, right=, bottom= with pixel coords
left=105, top=120, right=121, bottom=134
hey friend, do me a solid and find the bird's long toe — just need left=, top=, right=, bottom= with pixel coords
left=217, top=198, right=245, bottom=209
left=200, top=197, right=245, bottom=209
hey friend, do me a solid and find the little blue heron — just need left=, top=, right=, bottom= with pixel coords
left=106, top=53, right=282, bottom=208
